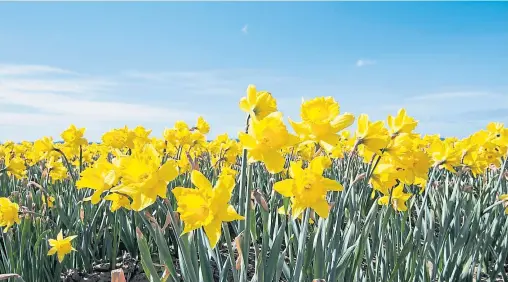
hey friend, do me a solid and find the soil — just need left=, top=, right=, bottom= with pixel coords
left=62, top=254, right=148, bottom=282
left=61, top=244, right=259, bottom=282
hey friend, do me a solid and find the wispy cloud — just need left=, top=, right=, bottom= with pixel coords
left=0, top=64, right=201, bottom=141
left=0, top=78, right=115, bottom=94
left=0, top=65, right=344, bottom=141
left=0, top=64, right=74, bottom=76
left=242, top=24, right=248, bottom=34
left=407, top=91, right=490, bottom=102
left=356, top=59, right=376, bottom=67
left=374, top=90, right=508, bottom=137
left=2, top=63, right=504, bottom=141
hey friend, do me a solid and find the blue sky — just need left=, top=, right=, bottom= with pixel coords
left=0, top=2, right=507, bottom=141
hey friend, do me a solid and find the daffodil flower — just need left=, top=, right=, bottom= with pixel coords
left=172, top=170, right=244, bottom=248
left=0, top=197, right=20, bottom=233
left=273, top=156, right=343, bottom=219
left=289, top=96, right=355, bottom=152
left=239, top=84, right=278, bottom=120
left=47, top=230, right=77, bottom=263
left=239, top=111, right=300, bottom=173
left=377, top=184, right=412, bottom=212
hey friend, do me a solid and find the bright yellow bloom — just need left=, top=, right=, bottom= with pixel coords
left=396, top=150, right=431, bottom=185
left=77, top=159, right=119, bottom=204
left=486, top=122, right=508, bottom=147
left=382, top=133, right=414, bottom=163
left=104, top=193, right=131, bottom=212
left=273, top=156, right=343, bottom=219
left=428, top=139, right=461, bottom=173
left=294, top=142, right=317, bottom=162
left=47, top=230, right=77, bottom=263
left=370, top=162, right=398, bottom=195
left=289, top=97, right=355, bottom=151
left=112, top=145, right=179, bottom=211
left=356, top=114, right=390, bottom=156
left=239, top=112, right=299, bottom=173
left=330, top=131, right=352, bottom=159
left=0, top=197, right=20, bottom=233
left=172, top=170, right=244, bottom=248
left=42, top=194, right=55, bottom=208
left=46, top=157, right=68, bottom=183
left=190, top=131, right=207, bottom=148
left=34, top=136, right=55, bottom=160
left=387, top=109, right=418, bottom=137
left=4, top=156, right=26, bottom=179
left=102, top=126, right=135, bottom=149
left=462, top=151, right=488, bottom=177
left=377, top=184, right=412, bottom=212
left=195, top=116, right=210, bottom=134
left=131, top=126, right=152, bottom=148
left=174, top=122, right=193, bottom=147
left=61, top=124, right=88, bottom=150
left=277, top=205, right=315, bottom=224
left=239, top=84, right=278, bottom=120
left=177, top=151, right=192, bottom=174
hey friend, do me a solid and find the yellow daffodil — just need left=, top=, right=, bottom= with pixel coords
left=42, top=194, right=55, bottom=208
left=104, top=193, right=131, bottom=212
left=273, top=156, right=343, bottom=219
left=486, top=122, right=508, bottom=147
left=239, top=84, right=278, bottom=120
left=47, top=230, right=77, bottom=263
left=239, top=112, right=299, bottom=173
left=46, top=157, right=68, bottom=183
left=111, top=145, right=179, bottom=211
left=387, top=109, right=418, bottom=137
left=356, top=114, right=390, bottom=156
left=396, top=150, right=431, bottom=185
left=102, top=126, right=136, bottom=149
left=4, top=156, right=26, bottom=179
left=61, top=124, right=88, bottom=151
left=0, top=197, right=20, bottom=233
left=428, top=139, right=461, bottom=173
left=289, top=96, right=355, bottom=152
left=377, top=184, right=412, bottom=212
left=369, top=162, right=399, bottom=196
left=77, top=159, right=119, bottom=204
left=34, top=136, right=55, bottom=160
left=172, top=170, right=244, bottom=248
left=195, top=116, right=211, bottom=134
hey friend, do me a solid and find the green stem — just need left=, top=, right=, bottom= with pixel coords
left=164, top=200, right=199, bottom=282
left=241, top=164, right=253, bottom=280
left=79, top=145, right=83, bottom=174
left=495, top=156, right=508, bottom=190
left=292, top=208, right=311, bottom=282
left=412, top=167, right=438, bottom=240
left=53, top=148, right=77, bottom=182
left=110, top=211, right=119, bottom=271
left=222, top=223, right=239, bottom=282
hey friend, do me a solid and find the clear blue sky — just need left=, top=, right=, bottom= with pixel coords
left=0, top=2, right=507, bottom=141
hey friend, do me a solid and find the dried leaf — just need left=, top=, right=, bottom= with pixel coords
left=234, top=233, right=244, bottom=270
left=251, top=189, right=269, bottom=212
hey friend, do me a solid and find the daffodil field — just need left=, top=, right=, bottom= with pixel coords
left=2, top=85, right=508, bottom=282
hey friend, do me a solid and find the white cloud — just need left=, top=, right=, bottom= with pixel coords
left=356, top=59, right=376, bottom=67
left=2, top=63, right=503, bottom=142
left=407, top=91, right=490, bottom=102
left=370, top=90, right=508, bottom=138
left=0, top=64, right=201, bottom=141
left=0, top=64, right=74, bottom=76
left=0, top=78, right=115, bottom=94
left=242, top=24, right=248, bottom=34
